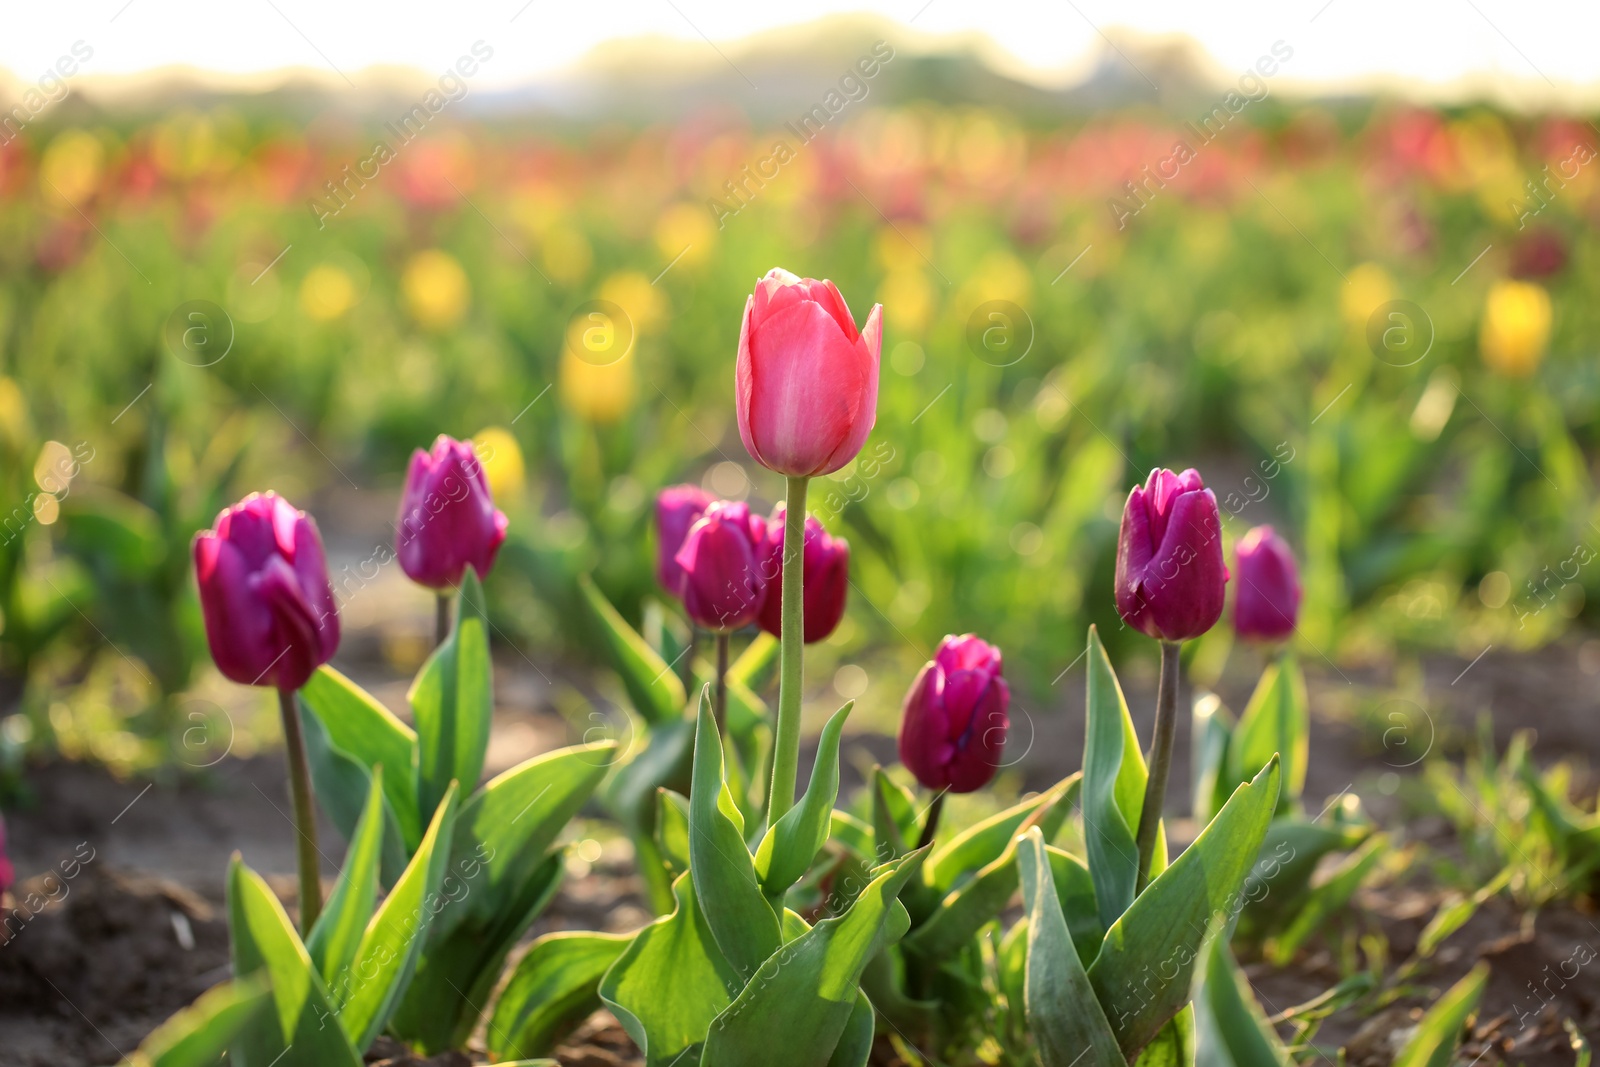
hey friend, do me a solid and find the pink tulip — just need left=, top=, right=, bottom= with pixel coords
left=194, top=492, right=340, bottom=692
left=1233, top=525, right=1301, bottom=642
left=674, top=501, right=768, bottom=632
left=735, top=268, right=882, bottom=477
left=396, top=435, right=508, bottom=590
left=654, top=484, right=714, bottom=598
left=1114, top=468, right=1229, bottom=643
left=898, top=634, right=1010, bottom=794
left=756, top=503, right=849, bottom=644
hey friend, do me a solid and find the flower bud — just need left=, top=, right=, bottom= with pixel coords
left=756, top=503, right=849, bottom=644
left=1114, top=467, right=1228, bottom=643
left=396, top=435, right=508, bottom=591
left=193, top=492, right=340, bottom=692
left=736, top=268, right=882, bottom=477
left=674, top=501, right=767, bottom=632
left=654, top=484, right=714, bottom=598
left=1233, top=526, right=1301, bottom=642
left=897, top=634, right=1010, bottom=793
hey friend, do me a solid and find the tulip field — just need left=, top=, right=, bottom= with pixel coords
left=3, top=43, right=1600, bottom=1067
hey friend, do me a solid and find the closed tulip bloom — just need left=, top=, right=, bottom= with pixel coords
left=396, top=435, right=509, bottom=591
left=756, top=503, right=849, bottom=644
left=736, top=268, right=883, bottom=477
left=193, top=492, right=340, bottom=692
left=675, top=501, right=767, bottom=632
left=654, top=484, right=714, bottom=597
left=898, top=634, right=1010, bottom=793
left=1115, top=468, right=1229, bottom=643
left=1233, top=526, right=1302, bottom=642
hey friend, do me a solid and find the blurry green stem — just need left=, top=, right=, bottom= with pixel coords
left=1134, top=640, right=1181, bottom=893
left=915, top=791, right=946, bottom=851
left=435, top=593, right=451, bottom=649
left=767, top=475, right=808, bottom=824
left=278, top=688, right=322, bottom=934
left=714, top=632, right=730, bottom=734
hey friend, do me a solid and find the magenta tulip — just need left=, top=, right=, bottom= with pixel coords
left=654, top=484, right=714, bottom=598
left=675, top=501, right=768, bottom=632
left=1233, top=525, right=1301, bottom=642
left=396, top=435, right=508, bottom=591
left=898, top=634, right=1010, bottom=794
left=0, top=814, right=13, bottom=898
left=1114, top=468, right=1229, bottom=643
left=193, top=492, right=340, bottom=692
left=735, top=268, right=883, bottom=477
left=756, top=503, right=849, bottom=644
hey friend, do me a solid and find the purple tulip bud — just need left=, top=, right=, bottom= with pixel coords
left=756, top=503, right=850, bottom=644
left=674, top=501, right=768, bottom=632
left=1233, top=525, right=1301, bottom=642
left=654, top=484, right=714, bottom=598
left=0, top=814, right=13, bottom=898
left=1115, top=467, right=1229, bottom=643
left=193, top=492, right=340, bottom=692
left=396, top=435, right=508, bottom=591
left=897, top=634, right=1010, bottom=793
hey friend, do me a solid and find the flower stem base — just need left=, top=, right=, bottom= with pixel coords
left=1134, top=640, right=1181, bottom=894
left=278, top=687, right=322, bottom=935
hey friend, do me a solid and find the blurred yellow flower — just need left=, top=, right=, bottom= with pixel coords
left=299, top=264, right=357, bottom=321
left=875, top=225, right=932, bottom=273
left=1340, top=262, right=1393, bottom=330
left=402, top=250, right=469, bottom=330
left=40, top=130, right=104, bottom=208
left=654, top=203, right=715, bottom=268
left=561, top=346, right=635, bottom=425
left=880, top=268, right=933, bottom=335
left=472, top=426, right=526, bottom=502
left=1480, top=279, right=1551, bottom=378
left=955, top=249, right=1033, bottom=313
left=598, top=271, right=667, bottom=335
left=542, top=226, right=592, bottom=288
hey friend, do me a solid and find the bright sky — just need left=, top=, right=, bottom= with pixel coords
left=2, top=0, right=1598, bottom=98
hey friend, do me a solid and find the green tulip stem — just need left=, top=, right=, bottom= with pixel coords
left=1134, top=640, right=1182, bottom=894
left=278, top=687, right=323, bottom=935
left=915, top=791, right=946, bottom=851
left=435, top=592, right=452, bottom=648
left=767, top=474, right=809, bottom=824
left=714, top=631, right=730, bottom=734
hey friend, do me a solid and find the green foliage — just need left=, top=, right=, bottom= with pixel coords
left=1391, top=964, right=1489, bottom=1067
left=118, top=977, right=271, bottom=1067
left=410, top=569, right=493, bottom=821
left=490, top=932, right=633, bottom=1060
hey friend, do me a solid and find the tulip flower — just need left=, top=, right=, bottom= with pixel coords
left=194, top=491, right=338, bottom=932
left=756, top=503, right=849, bottom=644
left=675, top=501, right=767, bottom=634
left=0, top=814, right=13, bottom=899
left=1112, top=467, right=1228, bottom=895
left=397, top=435, right=509, bottom=593
left=1480, top=279, right=1551, bottom=378
left=654, top=484, right=714, bottom=598
left=735, top=268, right=882, bottom=479
left=898, top=635, right=1010, bottom=847
left=1233, top=526, right=1301, bottom=642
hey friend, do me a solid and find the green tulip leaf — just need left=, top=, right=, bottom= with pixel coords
left=1191, top=693, right=1234, bottom=824
left=602, top=715, right=695, bottom=913
left=1392, top=964, right=1489, bottom=1067
left=826, top=992, right=876, bottom=1067
left=829, top=810, right=875, bottom=861
left=871, top=767, right=918, bottom=862
left=924, top=772, right=1079, bottom=893
left=306, top=767, right=385, bottom=988
left=1194, top=937, right=1292, bottom=1067
left=301, top=665, right=421, bottom=850
left=579, top=572, right=687, bottom=725
left=410, top=570, right=493, bottom=822
left=903, top=833, right=1025, bottom=962
left=226, top=857, right=364, bottom=1066
left=119, top=976, right=271, bottom=1067
left=1266, top=833, right=1387, bottom=965
left=1045, top=845, right=1106, bottom=965
left=1136, top=1009, right=1194, bottom=1067
left=299, top=703, right=411, bottom=888
left=756, top=700, right=853, bottom=900
left=656, top=788, right=692, bottom=877
left=488, top=931, right=633, bottom=1060
left=1082, top=625, right=1156, bottom=931
left=1228, top=656, right=1308, bottom=814
left=1237, top=816, right=1372, bottom=939
left=1016, top=828, right=1128, bottom=1067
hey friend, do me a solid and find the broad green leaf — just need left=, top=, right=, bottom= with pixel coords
left=1391, top=964, right=1488, bottom=1067
left=1267, top=833, right=1387, bottom=965
left=689, top=689, right=782, bottom=981
left=301, top=665, right=421, bottom=849
left=1017, top=828, right=1128, bottom=1067
left=1089, top=758, right=1281, bottom=1059
left=904, top=834, right=1025, bottom=962
left=1228, top=657, right=1308, bottom=814
left=830, top=810, right=874, bottom=859
left=1191, top=693, right=1234, bottom=823
left=1194, top=938, right=1291, bottom=1067
left=699, top=849, right=927, bottom=1067
left=871, top=767, right=917, bottom=861
left=826, top=993, right=876, bottom=1067
left=859, top=945, right=940, bottom=1043
left=723, top=675, right=772, bottom=824
left=599, top=874, right=743, bottom=1067
left=489, top=931, right=632, bottom=1060
left=1082, top=625, right=1151, bottom=930
left=924, top=773, right=1080, bottom=892
left=1136, top=1009, right=1194, bottom=1067
left=307, top=767, right=385, bottom=987
left=727, top=631, right=779, bottom=690
left=1236, top=817, right=1371, bottom=938
left=1045, top=845, right=1105, bottom=965
left=579, top=572, right=687, bottom=724
left=333, top=782, right=459, bottom=1050
left=299, top=704, right=411, bottom=888
left=756, top=700, right=853, bottom=899
left=120, top=977, right=270, bottom=1067
left=656, top=788, right=691, bottom=876
left=226, top=857, right=363, bottom=1066
left=410, top=570, right=493, bottom=821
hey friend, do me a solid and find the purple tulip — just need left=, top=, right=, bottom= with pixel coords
left=0, top=814, right=13, bottom=898
left=396, top=435, right=508, bottom=591
left=756, top=503, right=849, bottom=644
left=1233, top=526, right=1301, bottom=642
left=675, top=501, right=768, bottom=632
left=193, top=492, right=340, bottom=692
left=654, top=484, right=714, bottom=598
left=897, top=634, right=1010, bottom=794
left=1114, top=468, right=1229, bottom=643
